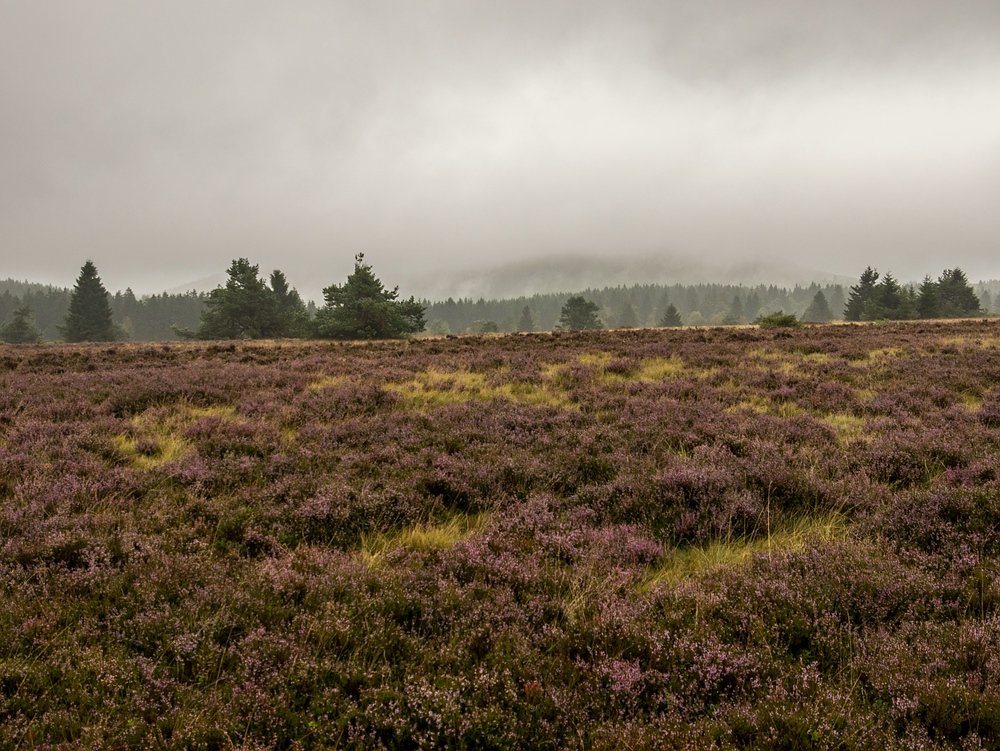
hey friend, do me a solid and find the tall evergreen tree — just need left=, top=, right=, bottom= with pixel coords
left=184, top=259, right=281, bottom=340
left=659, top=303, right=682, bottom=327
left=1, top=305, right=42, bottom=343
left=557, top=296, right=602, bottom=330
left=916, top=276, right=940, bottom=319
left=517, top=306, right=535, bottom=332
left=844, top=267, right=879, bottom=321
left=314, top=253, right=425, bottom=339
left=61, top=261, right=118, bottom=342
left=802, top=291, right=833, bottom=323
left=874, top=272, right=903, bottom=319
left=269, top=269, right=310, bottom=338
left=937, top=268, right=981, bottom=317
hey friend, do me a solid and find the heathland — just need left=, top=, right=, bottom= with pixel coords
left=3, top=320, right=1000, bottom=748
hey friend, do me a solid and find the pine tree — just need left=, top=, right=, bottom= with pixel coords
left=314, top=253, right=425, bottom=339
left=844, top=267, right=879, bottom=321
left=1, top=305, right=42, bottom=343
left=875, top=273, right=902, bottom=319
left=659, top=303, right=682, bottom=327
left=557, top=296, right=602, bottom=330
left=802, top=291, right=833, bottom=323
left=61, top=261, right=118, bottom=342
left=517, top=306, right=535, bottom=332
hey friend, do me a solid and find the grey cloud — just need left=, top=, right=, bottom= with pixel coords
left=1, top=1, right=999, bottom=297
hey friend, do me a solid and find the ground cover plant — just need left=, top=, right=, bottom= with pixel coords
left=3, top=320, right=1000, bottom=748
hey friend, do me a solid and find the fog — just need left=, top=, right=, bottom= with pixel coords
left=1, top=1, right=999, bottom=300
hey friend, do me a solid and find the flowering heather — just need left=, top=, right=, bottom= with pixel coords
left=3, top=320, right=1000, bottom=748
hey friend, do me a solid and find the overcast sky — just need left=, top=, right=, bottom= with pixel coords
left=2, top=1, right=999, bottom=300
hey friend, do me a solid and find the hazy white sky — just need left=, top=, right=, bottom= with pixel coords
left=1, top=1, right=999, bottom=299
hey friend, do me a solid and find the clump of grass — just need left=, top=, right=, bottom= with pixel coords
left=822, top=413, right=868, bottom=445
left=359, top=513, right=490, bottom=567
left=113, top=432, right=189, bottom=469
left=640, top=512, right=849, bottom=590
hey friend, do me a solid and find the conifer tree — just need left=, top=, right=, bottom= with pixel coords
left=314, top=253, right=425, bottom=339
left=937, top=268, right=981, bottom=317
left=61, top=261, right=118, bottom=342
left=844, top=267, right=879, bottom=321
left=517, top=306, right=535, bottom=332
left=802, top=291, right=833, bottom=323
left=269, top=270, right=310, bottom=338
left=557, top=296, right=602, bottom=330
left=659, top=303, right=682, bottom=327
left=916, top=276, right=940, bottom=319
left=1, top=305, right=42, bottom=343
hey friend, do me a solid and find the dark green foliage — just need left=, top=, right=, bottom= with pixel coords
left=756, top=310, right=800, bottom=328
left=558, top=295, right=602, bottom=330
left=269, top=270, right=311, bottom=338
left=182, top=259, right=307, bottom=340
left=60, top=261, right=118, bottom=342
left=844, top=267, right=879, bottom=321
left=659, top=302, right=683, bottom=327
left=801, top=291, right=833, bottom=323
left=937, top=268, right=982, bottom=318
left=314, top=253, right=425, bottom=340
left=0, top=305, right=42, bottom=343
left=517, top=306, right=535, bottom=333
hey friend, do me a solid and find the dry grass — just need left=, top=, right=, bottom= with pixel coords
left=387, top=369, right=576, bottom=410
left=640, top=512, right=849, bottom=590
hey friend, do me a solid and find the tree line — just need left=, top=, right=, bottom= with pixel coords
left=1, top=255, right=424, bottom=343
left=1, top=259, right=994, bottom=344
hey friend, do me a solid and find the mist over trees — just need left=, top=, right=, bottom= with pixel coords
left=421, top=281, right=849, bottom=334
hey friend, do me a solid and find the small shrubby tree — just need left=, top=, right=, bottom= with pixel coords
left=659, top=303, right=682, bottom=327
left=756, top=310, right=800, bottom=328
left=1, top=305, right=42, bottom=343
left=557, top=296, right=602, bottom=330
left=61, top=261, right=118, bottom=342
left=314, top=253, right=425, bottom=340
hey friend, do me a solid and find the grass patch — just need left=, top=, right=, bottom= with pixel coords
left=959, top=393, right=984, bottom=411
left=640, top=512, right=849, bottom=590
left=359, top=513, right=490, bottom=567
left=727, top=396, right=803, bottom=418
left=113, top=432, right=190, bottom=469
left=307, top=375, right=349, bottom=391
left=388, top=369, right=575, bottom=410
left=822, top=413, right=868, bottom=445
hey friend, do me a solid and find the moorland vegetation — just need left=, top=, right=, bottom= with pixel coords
left=3, top=321, right=1000, bottom=747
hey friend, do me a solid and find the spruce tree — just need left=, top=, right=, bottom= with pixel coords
left=517, top=306, right=535, bottom=332
left=184, top=258, right=281, bottom=340
left=802, top=291, right=833, bottom=323
left=269, top=269, right=310, bottom=338
left=1, top=305, right=42, bottom=344
left=916, top=276, right=940, bottom=319
left=844, top=267, right=879, bottom=321
left=659, top=303, right=682, bottom=327
left=937, top=268, right=981, bottom=317
left=61, top=261, right=118, bottom=342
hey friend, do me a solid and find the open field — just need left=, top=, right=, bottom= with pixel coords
left=4, top=320, right=1000, bottom=748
